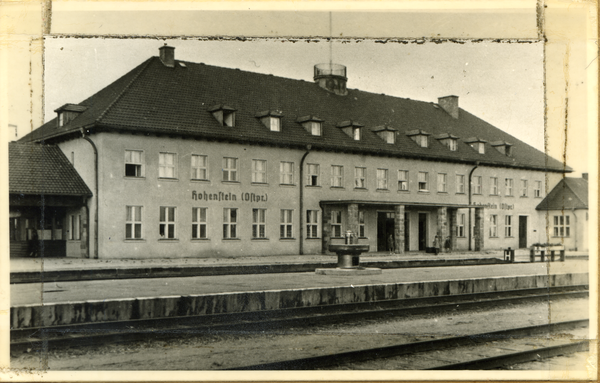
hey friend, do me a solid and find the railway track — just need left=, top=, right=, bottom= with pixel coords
left=230, top=319, right=589, bottom=370
left=11, top=285, right=588, bottom=355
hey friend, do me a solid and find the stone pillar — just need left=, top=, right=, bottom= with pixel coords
left=321, top=205, right=332, bottom=254
left=474, top=207, right=485, bottom=251
left=394, top=205, right=405, bottom=254
left=347, top=204, right=359, bottom=238
left=437, top=207, right=448, bottom=252
left=448, top=208, right=458, bottom=252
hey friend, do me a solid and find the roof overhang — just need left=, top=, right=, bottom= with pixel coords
left=319, top=200, right=470, bottom=209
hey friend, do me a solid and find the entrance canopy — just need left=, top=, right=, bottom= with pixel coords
left=319, top=200, right=470, bottom=208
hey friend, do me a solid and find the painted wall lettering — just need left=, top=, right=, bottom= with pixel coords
left=192, top=190, right=267, bottom=203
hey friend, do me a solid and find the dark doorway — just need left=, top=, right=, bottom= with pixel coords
left=404, top=213, right=410, bottom=251
left=519, top=216, right=528, bottom=248
left=377, top=212, right=395, bottom=252
left=418, top=213, right=427, bottom=251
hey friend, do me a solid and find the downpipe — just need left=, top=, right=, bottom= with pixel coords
left=81, top=128, right=99, bottom=259
left=468, top=162, right=480, bottom=251
left=298, top=145, right=312, bottom=255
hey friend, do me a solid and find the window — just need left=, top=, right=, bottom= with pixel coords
left=211, top=106, right=236, bottom=127
left=489, top=215, right=498, bottom=237
left=280, top=209, right=293, bottom=238
left=520, top=179, right=528, bottom=197
left=252, top=208, right=266, bottom=239
left=306, top=210, right=319, bottom=238
left=125, top=207, right=141, bottom=240
left=262, top=116, right=281, bottom=132
left=280, top=161, right=294, bottom=185
left=125, top=150, right=144, bottom=177
left=457, top=213, right=465, bottom=237
left=69, top=214, right=82, bottom=240
left=159, top=153, right=177, bottom=178
left=377, top=169, right=388, bottom=190
left=252, top=159, right=267, bottom=183
left=331, top=211, right=342, bottom=237
left=534, top=180, right=542, bottom=198
left=191, top=155, right=208, bottom=180
left=473, top=176, right=482, bottom=195
left=456, top=174, right=465, bottom=194
left=159, top=206, right=176, bottom=239
left=353, top=127, right=361, bottom=141
left=441, top=138, right=458, bottom=151
left=223, top=208, right=237, bottom=238
left=339, top=121, right=364, bottom=140
left=307, top=164, right=320, bottom=186
left=505, top=178, right=514, bottom=196
left=299, top=116, right=323, bottom=136
left=553, top=215, right=571, bottom=237
left=418, top=172, right=429, bottom=191
left=376, top=130, right=395, bottom=144
left=192, top=207, right=207, bottom=239
left=355, top=167, right=367, bottom=188
left=398, top=170, right=409, bottom=191
left=222, top=157, right=238, bottom=182
left=358, top=211, right=365, bottom=237
left=490, top=177, right=498, bottom=195
left=331, top=165, right=344, bottom=187
left=504, top=215, right=512, bottom=237
left=414, top=135, right=428, bottom=148
left=437, top=173, right=447, bottom=193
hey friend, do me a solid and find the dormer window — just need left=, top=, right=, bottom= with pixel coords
left=256, top=110, right=283, bottom=132
left=491, top=141, right=513, bottom=156
left=372, top=125, right=397, bottom=144
left=55, top=104, right=88, bottom=128
left=406, top=129, right=431, bottom=148
left=435, top=133, right=460, bottom=151
left=337, top=120, right=364, bottom=141
left=464, top=137, right=487, bottom=154
left=297, top=115, right=324, bottom=136
left=208, top=104, right=236, bottom=127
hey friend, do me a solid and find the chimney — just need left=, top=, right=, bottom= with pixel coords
left=159, top=45, right=175, bottom=67
left=438, top=95, right=459, bottom=119
left=314, top=63, right=348, bottom=96
left=582, top=173, right=588, bottom=180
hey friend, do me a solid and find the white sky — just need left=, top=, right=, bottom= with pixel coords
left=44, top=37, right=545, bottom=151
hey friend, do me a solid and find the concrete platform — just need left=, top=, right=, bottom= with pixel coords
left=10, top=250, right=539, bottom=283
left=315, top=267, right=382, bottom=275
left=10, top=261, right=588, bottom=329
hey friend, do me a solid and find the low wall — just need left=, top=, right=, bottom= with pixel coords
left=11, top=273, right=588, bottom=329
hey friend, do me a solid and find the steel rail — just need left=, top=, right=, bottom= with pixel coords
left=427, top=341, right=589, bottom=370
left=229, top=319, right=589, bottom=370
left=11, top=287, right=588, bottom=353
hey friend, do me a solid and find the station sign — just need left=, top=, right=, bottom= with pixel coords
left=192, top=190, right=268, bottom=203
left=472, top=202, right=514, bottom=210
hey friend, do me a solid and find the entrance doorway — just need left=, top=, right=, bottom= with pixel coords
left=519, top=216, right=528, bottom=248
left=377, top=212, right=395, bottom=252
left=404, top=213, right=410, bottom=251
left=418, top=213, right=427, bottom=251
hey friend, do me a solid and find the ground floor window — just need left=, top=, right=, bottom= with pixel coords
left=125, top=207, right=141, bottom=239
left=331, top=210, right=342, bottom=237
left=489, top=214, right=498, bottom=237
left=192, top=207, right=207, bottom=239
left=252, top=208, right=266, bottom=239
left=504, top=215, right=512, bottom=237
left=223, top=208, right=237, bottom=238
left=553, top=215, right=570, bottom=237
left=306, top=210, right=319, bottom=238
left=280, top=209, right=293, bottom=238
left=70, top=214, right=82, bottom=240
left=159, top=206, right=176, bottom=239
left=457, top=213, right=465, bottom=237
left=358, top=211, right=365, bottom=237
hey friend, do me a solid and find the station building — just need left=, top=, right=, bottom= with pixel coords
left=16, top=46, right=569, bottom=259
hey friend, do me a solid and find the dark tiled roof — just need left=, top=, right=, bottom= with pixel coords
left=9, top=142, right=92, bottom=196
left=21, top=55, right=567, bottom=172
left=536, top=177, right=588, bottom=210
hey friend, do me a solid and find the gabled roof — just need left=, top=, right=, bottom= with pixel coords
left=536, top=177, right=588, bottom=210
left=21, top=54, right=567, bottom=172
left=9, top=142, right=92, bottom=196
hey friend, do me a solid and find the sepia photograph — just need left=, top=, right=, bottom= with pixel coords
left=1, top=1, right=597, bottom=381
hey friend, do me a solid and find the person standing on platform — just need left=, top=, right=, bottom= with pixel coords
left=28, top=229, right=39, bottom=257
left=388, top=233, right=395, bottom=255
